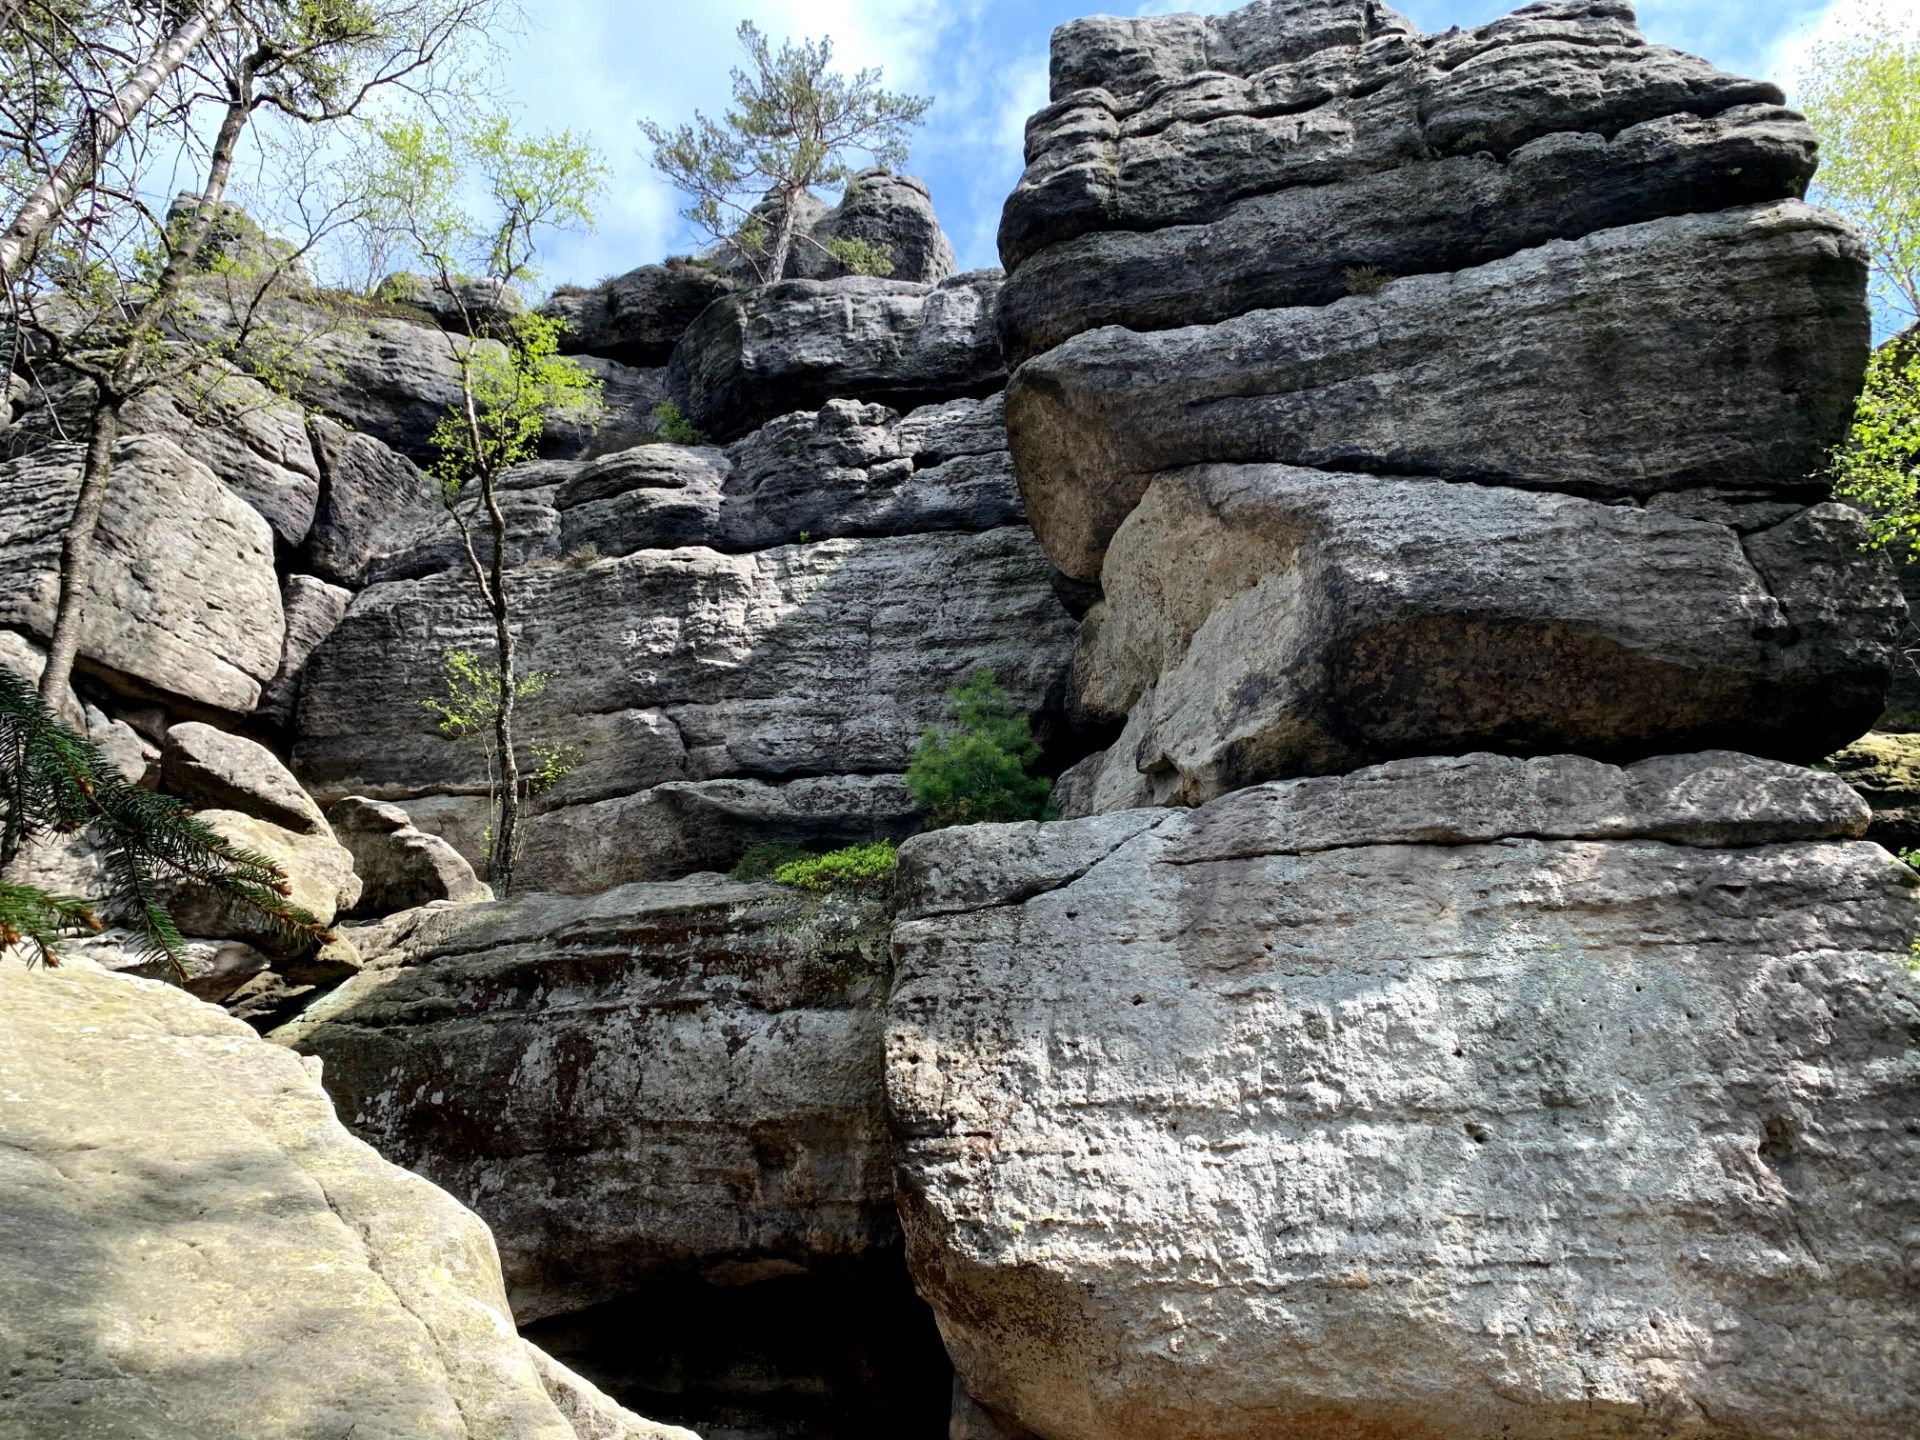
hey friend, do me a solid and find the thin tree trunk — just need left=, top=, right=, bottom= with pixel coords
left=767, top=185, right=800, bottom=284
left=38, top=399, right=120, bottom=705
left=0, top=0, right=237, bottom=288
left=38, top=93, right=253, bottom=705
left=483, top=471, right=521, bottom=897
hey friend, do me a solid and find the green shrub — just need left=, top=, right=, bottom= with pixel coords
left=772, top=840, right=897, bottom=892
left=1341, top=265, right=1393, bottom=296
left=652, top=398, right=706, bottom=444
left=907, top=670, right=1055, bottom=828
left=731, top=842, right=815, bottom=882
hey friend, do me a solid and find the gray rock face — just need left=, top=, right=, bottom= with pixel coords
left=555, top=396, right=1022, bottom=559
left=1004, top=0, right=1781, bottom=269
left=1065, top=465, right=1901, bottom=807
left=166, top=808, right=360, bottom=944
left=276, top=878, right=900, bottom=1323
left=543, top=261, right=734, bottom=366
left=377, top=271, right=527, bottom=336
left=998, top=104, right=1819, bottom=366
left=1008, top=203, right=1869, bottom=581
left=0, top=961, right=681, bottom=1440
left=299, top=416, right=442, bottom=588
left=161, top=721, right=331, bottom=835
left=794, top=170, right=958, bottom=285
left=0, top=436, right=284, bottom=713
left=259, top=574, right=352, bottom=727
left=889, top=752, right=1920, bottom=1440
left=671, top=271, right=1006, bottom=440
left=295, top=528, right=1074, bottom=868
left=328, top=796, right=491, bottom=917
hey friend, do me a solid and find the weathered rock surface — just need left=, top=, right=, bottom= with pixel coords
left=259, top=574, right=352, bottom=727
left=0, top=436, right=285, bottom=712
left=276, top=878, right=954, bottom=1434
left=0, top=960, right=682, bottom=1439
left=278, top=878, right=899, bottom=1320
left=161, top=721, right=330, bottom=835
left=1064, top=465, right=1901, bottom=806
left=792, top=170, right=958, bottom=285
left=1003, top=0, right=1783, bottom=268
left=555, top=396, right=1022, bottom=559
left=166, top=808, right=360, bottom=944
left=299, top=416, right=442, bottom=587
left=329, top=796, right=491, bottom=916
left=1826, top=731, right=1920, bottom=850
left=998, top=104, right=1819, bottom=365
left=377, top=271, right=527, bottom=336
left=889, top=752, right=1920, bottom=1440
left=671, top=271, right=1006, bottom=440
left=1008, top=203, right=1869, bottom=580
left=296, top=526, right=1074, bottom=838
left=544, top=261, right=735, bottom=366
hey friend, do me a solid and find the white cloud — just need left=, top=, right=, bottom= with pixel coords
left=1768, top=0, right=1920, bottom=95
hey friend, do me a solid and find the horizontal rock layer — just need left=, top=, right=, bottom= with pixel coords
left=671, top=271, right=1006, bottom=440
left=889, top=751, right=1920, bottom=1440
left=1007, top=203, right=1869, bottom=581
left=1003, top=0, right=1781, bottom=267
left=1063, top=464, right=1900, bottom=807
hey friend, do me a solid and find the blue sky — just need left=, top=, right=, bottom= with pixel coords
left=502, top=0, right=1914, bottom=291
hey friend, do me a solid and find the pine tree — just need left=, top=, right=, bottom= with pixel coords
left=0, top=667, right=326, bottom=973
left=906, top=671, right=1056, bottom=829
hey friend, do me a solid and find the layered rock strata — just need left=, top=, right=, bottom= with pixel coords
left=889, top=753, right=1920, bottom=1440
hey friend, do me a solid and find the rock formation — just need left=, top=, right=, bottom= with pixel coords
left=878, top=3, right=1920, bottom=1438
left=889, top=755, right=1920, bottom=1440
left=0, top=959, right=693, bottom=1440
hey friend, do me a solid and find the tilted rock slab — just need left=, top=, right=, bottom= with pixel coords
left=544, top=260, right=735, bottom=367
left=0, top=436, right=284, bottom=713
left=671, top=271, right=1006, bottom=440
left=1007, top=203, right=1869, bottom=580
left=1062, top=464, right=1901, bottom=808
left=276, top=878, right=903, bottom=1325
left=887, top=751, right=1920, bottom=1440
left=0, top=961, right=685, bottom=1439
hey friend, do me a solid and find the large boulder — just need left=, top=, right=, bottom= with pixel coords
left=376, top=271, right=527, bottom=336
left=543, top=260, right=735, bottom=366
left=299, top=416, right=442, bottom=588
left=0, top=960, right=684, bottom=1439
left=161, top=721, right=331, bottom=835
left=670, top=271, right=1006, bottom=440
left=888, top=751, right=1920, bottom=1440
left=166, top=808, right=360, bottom=944
left=1063, top=465, right=1901, bottom=808
left=328, top=796, right=491, bottom=916
left=794, top=169, right=958, bottom=285
left=277, top=877, right=954, bottom=1437
left=1007, top=202, right=1869, bottom=581
left=0, top=436, right=285, bottom=713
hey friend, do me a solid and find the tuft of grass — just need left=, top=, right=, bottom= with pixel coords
left=731, top=843, right=814, bottom=883
left=564, top=543, right=600, bottom=569
left=548, top=282, right=592, bottom=299
left=771, top=840, right=897, bottom=893
left=651, top=398, right=706, bottom=444
left=1341, top=265, right=1394, bottom=297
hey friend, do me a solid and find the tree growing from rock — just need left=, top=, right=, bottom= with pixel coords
left=641, top=21, right=930, bottom=284
left=0, top=667, right=324, bottom=971
left=362, top=113, right=604, bottom=897
left=907, top=671, right=1055, bottom=829
left=13, top=0, right=504, bottom=705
